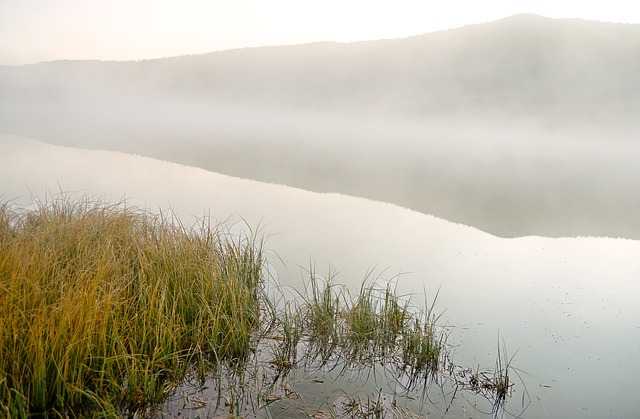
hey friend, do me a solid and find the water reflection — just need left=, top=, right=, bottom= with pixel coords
left=1, top=135, right=639, bottom=417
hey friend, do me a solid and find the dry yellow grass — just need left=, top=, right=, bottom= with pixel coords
left=0, top=195, right=263, bottom=417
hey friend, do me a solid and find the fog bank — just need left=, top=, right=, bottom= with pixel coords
left=2, top=14, right=640, bottom=238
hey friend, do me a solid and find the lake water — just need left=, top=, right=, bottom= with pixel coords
left=1, top=134, right=639, bottom=417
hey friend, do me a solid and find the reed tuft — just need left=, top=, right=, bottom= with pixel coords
left=0, top=195, right=264, bottom=417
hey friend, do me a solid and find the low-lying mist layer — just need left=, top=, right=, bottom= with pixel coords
left=1, top=14, right=639, bottom=239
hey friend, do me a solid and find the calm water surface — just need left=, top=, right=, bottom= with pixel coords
left=2, top=135, right=639, bottom=418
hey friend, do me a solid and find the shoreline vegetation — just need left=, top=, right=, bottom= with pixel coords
left=0, top=195, right=517, bottom=418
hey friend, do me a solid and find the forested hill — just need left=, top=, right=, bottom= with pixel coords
left=2, top=14, right=640, bottom=118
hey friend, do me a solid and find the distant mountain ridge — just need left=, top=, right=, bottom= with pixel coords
left=2, top=14, right=640, bottom=118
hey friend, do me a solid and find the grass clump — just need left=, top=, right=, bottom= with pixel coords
left=343, top=279, right=410, bottom=362
left=290, top=270, right=446, bottom=382
left=0, top=195, right=264, bottom=417
left=302, top=270, right=342, bottom=362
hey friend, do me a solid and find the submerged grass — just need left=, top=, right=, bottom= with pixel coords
left=0, top=195, right=263, bottom=417
left=302, top=269, right=342, bottom=363
left=293, top=270, right=446, bottom=385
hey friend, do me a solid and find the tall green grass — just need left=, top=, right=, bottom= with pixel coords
left=292, top=270, right=446, bottom=381
left=343, top=280, right=410, bottom=362
left=0, top=196, right=264, bottom=417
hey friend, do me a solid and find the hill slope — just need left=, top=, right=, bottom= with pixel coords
left=3, top=14, right=640, bottom=116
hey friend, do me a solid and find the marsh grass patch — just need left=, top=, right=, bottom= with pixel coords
left=0, top=194, right=264, bottom=417
left=0, top=195, right=522, bottom=418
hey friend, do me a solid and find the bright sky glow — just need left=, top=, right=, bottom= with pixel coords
left=1, top=0, right=639, bottom=65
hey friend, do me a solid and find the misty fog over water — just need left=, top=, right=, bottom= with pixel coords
left=2, top=14, right=640, bottom=238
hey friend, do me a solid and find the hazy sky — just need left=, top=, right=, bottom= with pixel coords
left=1, top=0, right=639, bottom=65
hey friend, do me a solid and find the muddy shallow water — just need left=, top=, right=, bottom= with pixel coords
left=2, top=135, right=640, bottom=417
